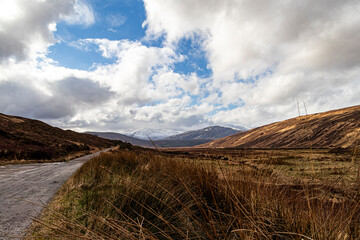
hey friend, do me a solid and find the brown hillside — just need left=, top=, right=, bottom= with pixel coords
left=199, top=105, right=360, bottom=148
left=0, top=113, right=118, bottom=161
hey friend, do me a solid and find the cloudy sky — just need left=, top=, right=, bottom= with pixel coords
left=0, top=0, right=359, bottom=133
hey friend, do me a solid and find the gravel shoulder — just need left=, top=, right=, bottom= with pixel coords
left=0, top=149, right=111, bottom=239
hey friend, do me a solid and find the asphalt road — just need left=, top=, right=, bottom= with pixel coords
left=0, top=149, right=110, bottom=239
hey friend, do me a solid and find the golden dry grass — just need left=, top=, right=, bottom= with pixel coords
left=27, top=148, right=360, bottom=240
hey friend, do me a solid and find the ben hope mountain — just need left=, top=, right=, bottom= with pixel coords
left=165, top=126, right=241, bottom=140
left=87, top=126, right=243, bottom=148
left=126, top=128, right=183, bottom=140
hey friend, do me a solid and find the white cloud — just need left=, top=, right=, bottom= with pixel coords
left=0, top=30, right=210, bottom=131
left=143, top=0, right=360, bottom=128
left=0, top=0, right=75, bottom=61
left=63, top=0, right=95, bottom=26
left=85, top=39, right=186, bottom=101
left=0, top=1, right=24, bottom=22
left=106, top=14, right=126, bottom=28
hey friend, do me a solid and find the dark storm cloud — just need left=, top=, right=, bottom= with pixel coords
left=0, top=77, right=114, bottom=119
left=54, top=77, right=114, bottom=104
left=0, top=81, right=74, bottom=119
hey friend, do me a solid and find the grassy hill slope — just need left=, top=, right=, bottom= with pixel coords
left=0, top=113, right=118, bottom=162
left=199, top=105, right=360, bottom=148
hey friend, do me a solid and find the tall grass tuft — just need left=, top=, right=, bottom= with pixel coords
left=30, top=150, right=360, bottom=239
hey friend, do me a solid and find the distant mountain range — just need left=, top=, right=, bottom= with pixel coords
left=87, top=126, right=244, bottom=148
left=199, top=105, right=360, bottom=149
left=86, top=132, right=152, bottom=147
left=166, top=126, right=241, bottom=140
left=0, top=113, right=117, bottom=162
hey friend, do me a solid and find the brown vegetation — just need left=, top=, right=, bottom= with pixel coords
left=29, top=148, right=360, bottom=239
left=0, top=113, right=121, bottom=163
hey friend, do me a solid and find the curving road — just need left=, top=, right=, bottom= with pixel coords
left=0, top=149, right=110, bottom=239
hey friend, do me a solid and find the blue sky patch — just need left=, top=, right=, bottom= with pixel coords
left=49, top=0, right=147, bottom=69
left=49, top=0, right=212, bottom=78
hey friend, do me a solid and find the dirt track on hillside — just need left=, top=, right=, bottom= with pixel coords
left=0, top=149, right=110, bottom=239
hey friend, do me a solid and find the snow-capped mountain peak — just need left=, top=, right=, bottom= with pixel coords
left=127, top=128, right=183, bottom=140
